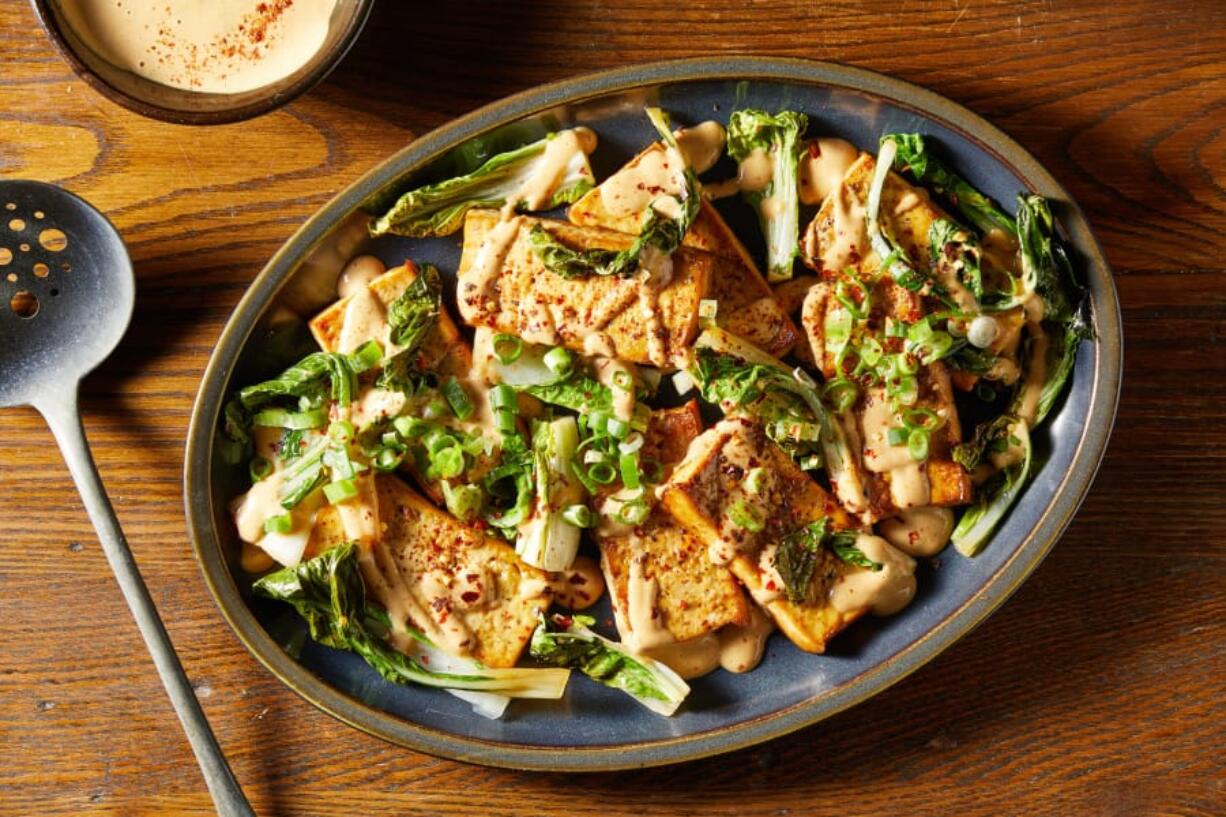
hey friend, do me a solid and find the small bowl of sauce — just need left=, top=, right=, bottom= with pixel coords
left=31, top=0, right=373, bottom=124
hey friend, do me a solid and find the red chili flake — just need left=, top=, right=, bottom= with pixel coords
left=567, top=573, right=587, bottom=585
left=808, top=141, right=822, bottom=159
left=766, top=580, right=777, bottom=591
left=555, top=615, right=574, bottom=629
left=460, top=591, right=480, bottom=604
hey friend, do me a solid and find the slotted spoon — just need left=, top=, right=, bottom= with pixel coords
left=0, top=179, right=255, bottom=817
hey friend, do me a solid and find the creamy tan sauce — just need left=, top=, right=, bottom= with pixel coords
left=828, top=535, right=917, bottom=616
left=645, top=635, right=721, bottom=680
left=351, top=386, right=407, bottom=428
left=509, top=128, right=596, bottom=214
left=458, top=216, right=521, bottom=324
left=230, top=470, right=319, bottom=566
left=860, top=388, right=931, bottom=510
left=337, top=284, right=390, bottom=355
left=982, top=227, right=1021, bottom=275
left=337, top=255, right=386, bottom=299
left=601, top=147, right=687, bottom=221
left=737, top=148, right=774, bottom=193
left=877, top=506, right=954, bottom=557
left=636, top=244, right=674, bottom=366
left=334, top=472, right=381, bottom=544
left=545, top=555, right=605, bottom=610
left=701, top=178, right=741, bottom=200
left=594, top=357, right=638, bottom=421
left=62, top=0, right=336, bottom=94
left=717, top=604, right=774, bottom=673
left=798, top=138, right=859, bottom=205
left=626, top=555, right=674, bottom=651
left=989, top=418, right=1030, bottom=472
left=821, top=180, right=867, bottom=274
left=675, top=121, right=726, bottom=175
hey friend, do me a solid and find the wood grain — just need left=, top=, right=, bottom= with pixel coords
left=1, top=0, right=1224, bottom=815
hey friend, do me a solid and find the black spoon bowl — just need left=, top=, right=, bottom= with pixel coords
left=0, top=180, right=254, bottom=817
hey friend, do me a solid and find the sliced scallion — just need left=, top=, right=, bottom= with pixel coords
left=323, top=478, right=359, bottom=504
left=249, top=456, right=273, bottom=483
left=728, top=499, right=764, bottom=532
left=907, top=428, right=930, bottom=461
left=543, top=346, right=573, bottom=376
left=562, top=504, right=596, bottom=528
left=489, top=383, right=518, bottom=410
left=620, top=452, right=641, bottom=490
left=252, top=407, right=328, bottom=430
left=263, top=513, right=293, bottom=534
left=492, top=333, right=523, bottom=365
left=442, top=376, right=474, bottom=421
left=348, top=339, right=384, bottom=373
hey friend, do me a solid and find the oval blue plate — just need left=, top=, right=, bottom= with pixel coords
left=185, top=57, right=1121, bottom=770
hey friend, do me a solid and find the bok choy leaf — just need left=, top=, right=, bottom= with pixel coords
left=951, top=420, right=1032, bottom=557
left=884, top=132, right=1018, bottom=239
left=254, top=543, right=570, bottom=700
left=726, top=109, right=807, bottom=281
left=528, top=108, right=700, bottom=279
left=529, top=614, right=689, bottom=716
left=370, top=132, right=595, bottom=237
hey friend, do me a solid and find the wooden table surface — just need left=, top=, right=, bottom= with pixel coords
left=2, top=1, right=1224, bottom=814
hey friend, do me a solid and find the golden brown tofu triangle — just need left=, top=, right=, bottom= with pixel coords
left=568, top=141, right=800, bottom=357
left=597, top=401, right=750, bottom=644
left=457, top=209, right=710, bottom=367
left=309, top=262, right=490, bottom=507
left=796, top=154, right=974, bottom=522
left=309, top=261, right=471, bottom=379
left=660, top=416, right=866, bottom=654
left=309, top=475, right=550, bottom=668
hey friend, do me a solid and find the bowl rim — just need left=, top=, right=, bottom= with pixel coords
left=184, top=56, right=1122, bottom=771
left=27, top=0, right=375, bottom=125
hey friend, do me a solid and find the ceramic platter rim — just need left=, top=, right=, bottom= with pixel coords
left=184, top=57, right=1122, bottom=771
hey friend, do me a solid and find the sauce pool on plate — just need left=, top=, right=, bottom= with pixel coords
left=60, top=0, right=337, bottom=95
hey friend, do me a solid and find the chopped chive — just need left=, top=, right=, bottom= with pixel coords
left=728, top=499, right=764, bottom=532
left=249, top=456, right=273, bottom=483
left=489, top=383, right=518, bottom=410
left=252, top=407, right=328, bottom=430
left=562, top=504, right=596, bottom=528
left=619, top=452, right=641, bottom=490
left=586, top=461, right=617, bottom=485
left=323, top=478, right=359, bottom=504
left=441, top=480, right=483, bottom=521
left=430, top=445, right=465, bottom=479
left=496, top=408, right=518, bottom=434
left=491, top=333, right=523, bottom=365
left=373, top=447, right=404, bottom=472
left=615, top=499, right=650, bottom=526
left=348, top=339, right=384, bottom=373
left=263, top=513, right=294, bottom=534
left=442, top=376, right=474, bottom=421
left=328, top=419, right=355, bottom=443
left=393, top=415, right=429, bottom=439
left=543, top=346, right=573, bottom=376
left=605, top=417, right=630, bottom=440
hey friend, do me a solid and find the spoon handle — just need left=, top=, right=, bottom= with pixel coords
left=37, top=386, right=256, bottom=817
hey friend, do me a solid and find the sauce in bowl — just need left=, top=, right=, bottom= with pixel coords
left=59, top=0, right=337, bottom=95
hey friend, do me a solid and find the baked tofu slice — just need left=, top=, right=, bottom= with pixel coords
left=309, top=475, right=551, bottom=668
left=309, top=261, right=471, bottom=380
left=457, top=209, right=711, bottom=368
left=660, top=416, right=865, bottom=654
left=310, top=262, right=501, bottom=506
left=568, top=142, right=800, bottom=357
left=597, top=402, right=750, bottom=644
left=797, top=155, right=973, bottom=521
